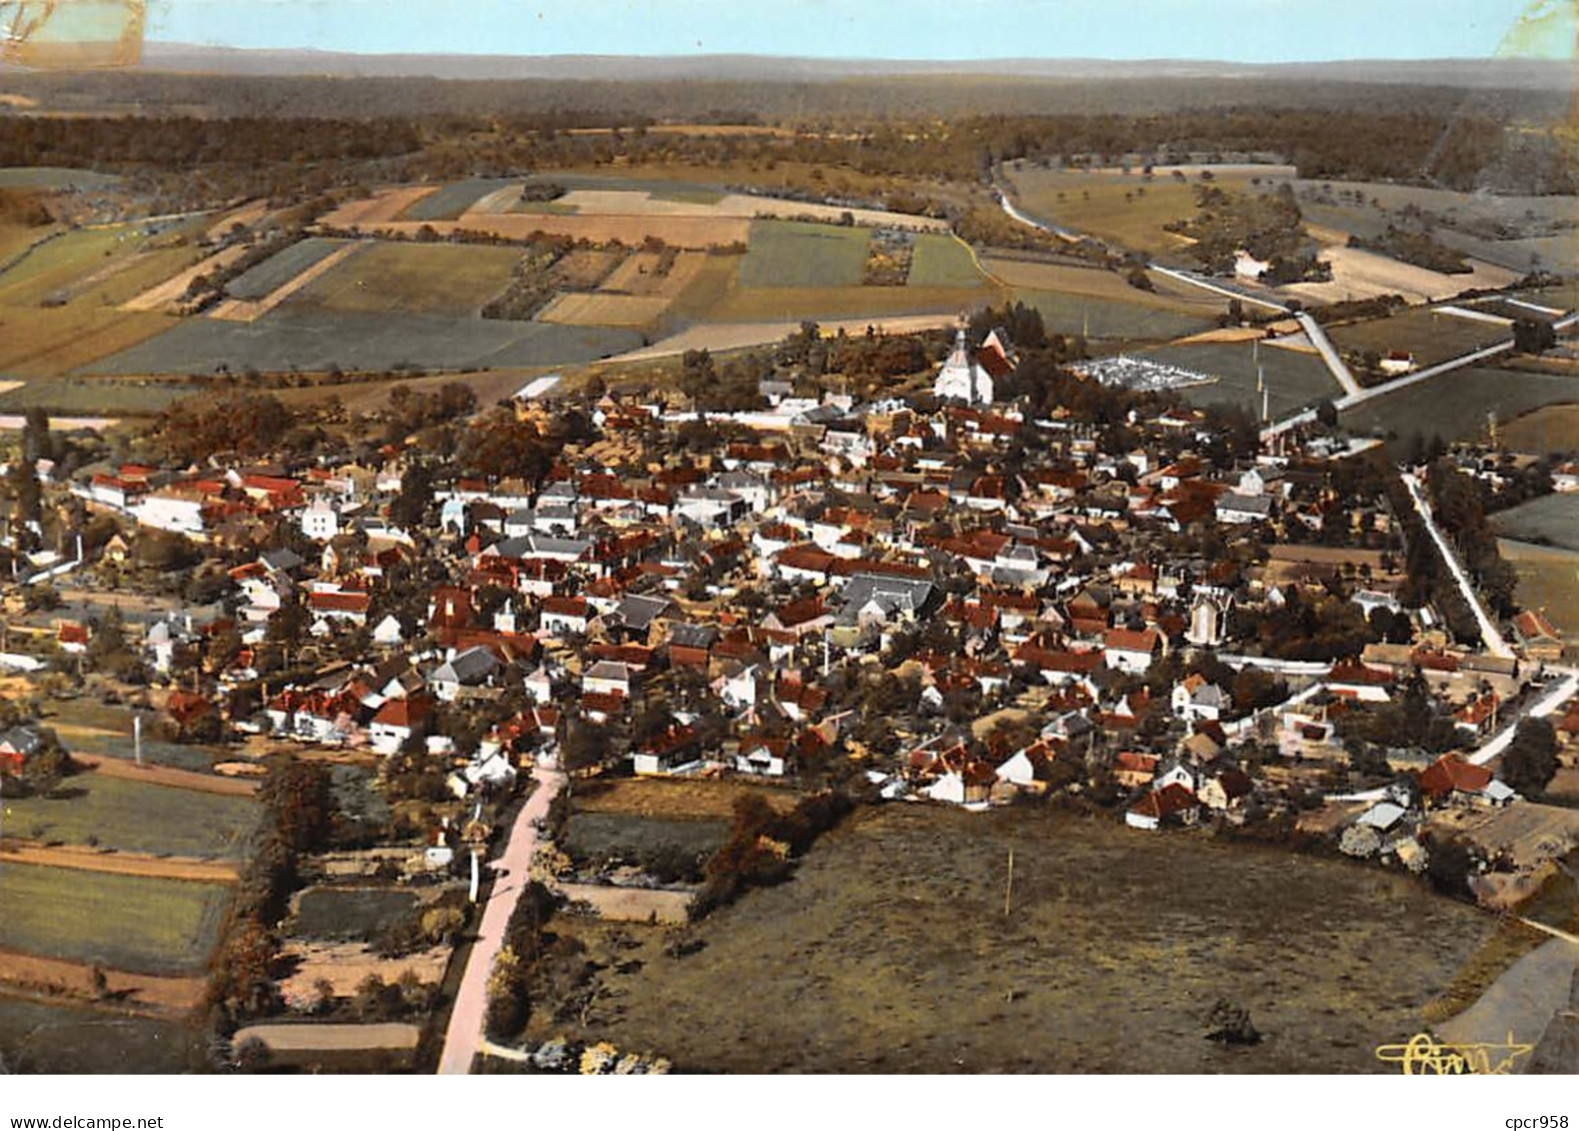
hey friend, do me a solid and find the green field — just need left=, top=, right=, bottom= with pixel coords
left=400, top=177, right=521, bottom=221
left=2, top=771, right=258, bottom=858
left=0, top=378, right=197, bottom=416
left=0, top=863, right=231, bottom=976
left=1340, top=366, right=1579, bottom=452
left=1328, top=308, right=1512, bottom=369
left=1136, top=340, right=1339, bottom=417
left=287, top=241, right=524, bottom=317
left=0, top=996, right=208, bottom=1073
left=534, top=803, right=1488, bottom=1073
left=907, top=233, right=986, bottom=287
left=710, top=284, right=993, bottom=324
left=739, top=220, right=871, bottom=288
left=224, top=237, right=350, bottom=300
left=1491, top=493, right=1579, bottom=553
left=1015, top=288, right=1214, bottom=341
left=1499, top=539, right=1579, bottom=646
left=1502, top=402, right=1579, bottom=456
left=83, top=308, right=644, bottom=375
left=1005, top=167, right=1258, bottom=260
left=0, top=167, right=121, bottom=191
left=0, top=225, right=152, bottom=306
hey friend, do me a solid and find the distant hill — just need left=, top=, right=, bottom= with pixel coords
left=139, top=43, right=1575, bottom=90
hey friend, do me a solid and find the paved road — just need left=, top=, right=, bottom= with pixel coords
left=1399, top=471, right=1514, bottom=659
left=1293, top=312, right=1362, bottom=398
left=436, top=763, right=566, bottom=1075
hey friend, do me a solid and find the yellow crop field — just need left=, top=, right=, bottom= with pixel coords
left=538, top=292, right=672, bottom=327
left=287, top=241, right=525, bottom=316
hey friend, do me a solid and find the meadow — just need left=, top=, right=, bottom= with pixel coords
left=1339, top=366, right=1579, bottom=451
left=286, top=241, right=524, bottom=317
left=531, top=803, right=1488, bottom=1073
left=85, top=308, right=644, bottom=375
left=1, top=770, right=258, bottom=858
left=1490, top=493, right=1579, bottom=553
left=738, top=220, right=872, bottom=288
left=1501, top=403, right=1579, bottom=456
left=906, top=234, right=987, bottom=288
left=1498, top=539, right=1579, bottom=646
left=1137, top=340, right=1338, bottom=416
left=1016, top=289, right=1214, bottom=342
left=0, top=863, right=232, bottom=976
left=1327, top=307, right=1513, bottom=368
left=223, top=237, right=351, bottom=300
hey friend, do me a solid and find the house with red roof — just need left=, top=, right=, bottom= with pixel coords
left=1418, top=754, right=1515, bottom=807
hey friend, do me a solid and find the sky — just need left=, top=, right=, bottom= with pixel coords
left=139, top=0, right=1576, bottom=62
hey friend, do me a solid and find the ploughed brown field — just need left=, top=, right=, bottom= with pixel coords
left=535, top=803, right=1490, bottom=1073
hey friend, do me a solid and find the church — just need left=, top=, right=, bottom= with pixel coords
left=933, top=327, right=1014, bottom=405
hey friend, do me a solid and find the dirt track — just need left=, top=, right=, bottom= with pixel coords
left=75, top=754, right=259, bottom=797
left=0, top=947, right=206, bottom=1013
left=0, top=838, right=241, bottom=883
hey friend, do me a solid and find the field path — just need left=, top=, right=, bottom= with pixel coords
left=0, top=838, right=241, bottom=883
left=120, top=244, right=252, bottom=313
left=74, top=753, right=260, bottom=797
left=0, top=947, right=207, bottom=1012
left=437, top=763, right=566, bottom=1074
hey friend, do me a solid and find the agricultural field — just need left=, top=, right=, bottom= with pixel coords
left=43, top=701, right=226, bottom=773
left=984, top=256, right=1222, bottom=313
left=0, top=309, right=176, bottom=382
left=1501, top=403, right=1579, bottom=456
left=906, top=233, right=986, bottom=288
left=0, top=769, right=258, bottom=858
left=290, top=886, right=421, bottom=940
left=1327, top=307, right=1513, bottom=369
left=0, top=863, right=231, bottom=976
left=1136, top=341, right=1340, bottom=417
left=223, top=237, right=351, bottom=300
left=738, top=220, right=872, bottom=288
left=381, top=214, right=754, bottom=249
left=1340, top=366, right=1579, bottom=452
left=0, top=997, right=208, bottom=1073
left=710, top=284, right=993, bottom=325
left=538, top=292, right=670, bottom=328
left=1491, top=493, right=1579, bottom=553
left=286, top=241, right=523, bottom=317
left=1017, top=289, right=1214, bottom=342
left=599, top=249, right=709, bottom=297
left=0, top=167, right=121, bottom=191
left=400, top=177, right=521, bottom=222
left=1497, top=540, right=1579, bottom=646
left=530, top=803, right=1488, bottom=1073
left=319, top=186, right=438, bottom=229
left=85, top=308, right=644, bottom=375
left=1004, top=166, right=1258, bottom=259
left=1281, top=245, right=1519, bottom=306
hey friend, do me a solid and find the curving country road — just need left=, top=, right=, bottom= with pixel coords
left=436, top=762, right=566, bottom=1075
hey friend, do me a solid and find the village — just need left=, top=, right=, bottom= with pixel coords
left=2, top=301, right=1579, bottom=1072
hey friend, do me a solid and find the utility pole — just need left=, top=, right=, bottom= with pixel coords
left=1003, top=847, right=1015, bottom=917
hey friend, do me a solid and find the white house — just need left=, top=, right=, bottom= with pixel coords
left=300, top=497, right=341, bottom=542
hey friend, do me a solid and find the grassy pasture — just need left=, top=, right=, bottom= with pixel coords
left=1327, top=308, right=1512, bottom=369
left=1014, top=288, right=1213, bottom=341
left=0, top=863, right=231, bottom=976
left=712, top=284, right=993, bottom=324
left=0, top=225, right=148, bottom=306
left=539, top=803, right=1487, bottom=1073
left=224, top=237, right=350, bottom=300
left=0, top=997, right=208, bottom=1073
left=1, top=771, right=257, bottom=858
left=1136, top=340, right=1339, bottom=417
left=1005, top=167, right=1251, bottom=258
left=1501, top=403, right=1579, bottom=456
left=0, top=168, right=120, bottom=191
left=400, top=177, right=523, bottom=222
left=0, top=377, right=193, bottom=416
left=739, top=220, right=871, bottom=288
left=0, top=307, right=174, bottom=381
left=1491, top=493, right=1579, bottom=553
left=1498, top=539, right=1579, bottom=645
left=83, top=308, right=644, bottom=375
left=1340, top=366, right=1579, bottom=452
left=287, top=241, right=522, bottom=317
left=906, top=234, right=986, bottom=287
